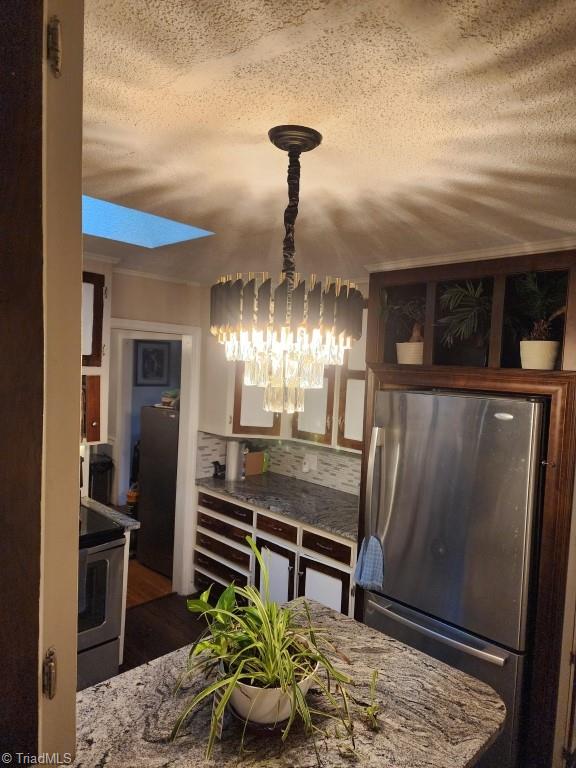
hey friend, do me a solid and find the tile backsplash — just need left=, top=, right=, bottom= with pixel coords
left=196, top=431, right=361, bottom=496
left=196, top=431, right=227, bottom=477
left=268, top=442, right=361, bottom=495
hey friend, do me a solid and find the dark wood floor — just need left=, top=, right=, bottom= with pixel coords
left=121, top=593, right=206, bottom=673
left=127, top=559, right=173, bottom=609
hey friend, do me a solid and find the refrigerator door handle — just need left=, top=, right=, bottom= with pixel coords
left=365, top=426, right=382, bottom=534
left=367, top=599, right=509, bottom=668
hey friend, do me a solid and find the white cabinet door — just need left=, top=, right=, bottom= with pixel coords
left=239, top=384, right=275, bottom=429
left=346, top=308, right=367, bottom=372
left=298, top=556, right=350, bottom=615
left=343, top=377, right=365, bottom=443
left=299, top=383, right=328, bottom=434
left=256, top=538, right=295, bottom=604
left=232, top=364, right=281, bottom=436
left=82, top=282, right=95, bottom=357
left=292, top=370, right=335, bottom=445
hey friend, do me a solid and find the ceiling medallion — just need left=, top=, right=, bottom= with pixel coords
left=209, top=125, right=364, bottom=414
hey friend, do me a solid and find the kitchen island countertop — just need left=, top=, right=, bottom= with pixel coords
left=196, top=473, right=358, bottom=541
left=74, top=600, right=505, bottom=768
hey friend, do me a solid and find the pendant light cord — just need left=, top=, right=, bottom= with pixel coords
left=282, top=149, right=301, bottom=291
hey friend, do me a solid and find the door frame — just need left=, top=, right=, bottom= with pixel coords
left=108, top=318, right=201, bottom=595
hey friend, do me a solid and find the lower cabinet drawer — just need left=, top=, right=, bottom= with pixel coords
left=301, top=530, right=352, bottom=565
left=194, top=551, right=248, bottom=586
left=198, top=512, right=250, bottom=547
left=196, top=531, right=251, bottom=570
left=198, top=492, right=253, bottom=526
left=257, top=513, right=298, bottom=543
left=194, top=569, right=226, bottom=600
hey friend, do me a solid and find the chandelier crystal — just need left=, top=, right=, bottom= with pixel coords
left=210, top=126, right=364, bottom=413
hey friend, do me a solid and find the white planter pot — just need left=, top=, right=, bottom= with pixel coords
left=520, top=340, right=560, bottom=370
left=229, top=664, right=318, bottom=724
left=396, top=341, right=424, bottom=365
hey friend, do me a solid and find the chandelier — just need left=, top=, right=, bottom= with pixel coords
left=209, top=125, right=364, bottom=413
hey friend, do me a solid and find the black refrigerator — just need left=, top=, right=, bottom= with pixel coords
left=137, top=406, right=179, bottom=578
left=363, top=390, right=544, bottom=768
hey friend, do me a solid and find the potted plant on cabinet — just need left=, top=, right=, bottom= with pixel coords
left=172, top=537, right=354, bottom=757
left=512, top=272, right=567, bottom=370
left=381, top=290, right=426, bottom=364
left=438, top=280, right=492, bottom=366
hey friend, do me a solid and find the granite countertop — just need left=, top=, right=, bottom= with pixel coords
left=196, top=473, right=359, bottom=541
left=74, top=600, right=505, bottom=768
left=80, top=496, right=141, bottom=531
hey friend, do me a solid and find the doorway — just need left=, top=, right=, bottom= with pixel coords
left=107, top=319, right=201, bottom=598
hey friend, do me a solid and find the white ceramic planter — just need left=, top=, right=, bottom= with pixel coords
left=396, top=341, right=424, bottom=365
left=229, top=664, right=318, bottom=724
left=520, top=340, right=560, bottom=370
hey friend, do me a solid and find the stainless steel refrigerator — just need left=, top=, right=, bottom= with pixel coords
left=363, top=390, right=544, bottom=768
left=137, top=406, right=179, bottom=578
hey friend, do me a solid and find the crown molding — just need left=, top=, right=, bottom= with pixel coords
left=83, top=250, right=121, bottom=265
left=364, top=236, right=576, bottom=273
left=112, top=267, right=201, bottom=287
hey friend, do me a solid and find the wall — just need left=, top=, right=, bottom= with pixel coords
left=196, top=431, right=227, bottom=477
left=196, top=431, right=361, bottom=496
left=110, top=270, right=208, bottom=326
left=40, top=0, right=84, bottom=756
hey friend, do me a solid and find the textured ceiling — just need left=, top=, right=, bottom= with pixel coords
left=83, top=0, right=576, bottom=283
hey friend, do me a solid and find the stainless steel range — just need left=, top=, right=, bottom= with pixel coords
left=78, top=505, right=125, bottom=690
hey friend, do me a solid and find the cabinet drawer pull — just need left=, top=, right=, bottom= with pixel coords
left=301, top=531, right=351, bottom=565
left=256, top=514, right=298, bottom=543
left=198, top=493, right=253, bottom=525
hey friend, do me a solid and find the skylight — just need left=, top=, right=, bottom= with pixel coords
left=82, top=195, right=214, bottom=248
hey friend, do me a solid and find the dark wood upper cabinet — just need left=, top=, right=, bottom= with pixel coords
left=367, top=252, right=576, bottom=372
left=81, top=374, right=100, bottom=443
left=82, top=271, right=105, bottom=367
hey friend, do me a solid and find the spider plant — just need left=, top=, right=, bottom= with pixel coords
left=171, top=537, right=354, bottom=758
left=381, top=289, right=426, bottom=342
left=438, top=280, right=492, bottom=348
left=511, top=271, right=567, bottom=340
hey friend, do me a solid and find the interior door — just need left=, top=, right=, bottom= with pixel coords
left=369, top=390, right=543, bottom=650
left=255, top=538, right=295, bottom=603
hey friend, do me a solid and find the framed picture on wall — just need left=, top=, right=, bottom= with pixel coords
left=134, top=341, right=170, bottom=386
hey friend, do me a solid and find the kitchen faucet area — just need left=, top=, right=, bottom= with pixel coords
left=4, top=2, right=576, bottom=767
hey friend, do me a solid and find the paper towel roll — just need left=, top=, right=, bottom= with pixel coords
left=225, top=441, right=241, bottom=481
